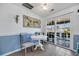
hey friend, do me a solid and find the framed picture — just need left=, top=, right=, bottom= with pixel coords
left=23, top=15, right=41, bottom=28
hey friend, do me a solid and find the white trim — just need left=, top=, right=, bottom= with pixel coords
left=0, top=33, right=20, bottom=36
left=1, top=48, right=23, bottom=56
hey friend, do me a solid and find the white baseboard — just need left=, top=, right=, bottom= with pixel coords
left=1, top=48, right=23, bottom=56
left=1, top=46, right=32, bottom=56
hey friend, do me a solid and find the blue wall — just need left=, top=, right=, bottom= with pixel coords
left=20, top=33, right=38, bottom=46
left=0, top=33, right=34, bottom=55
left=73, top=35, right=79, bottom=50
left=20, top=33, right=32, bottom=43
left=0, top=35, right=21, bottom=55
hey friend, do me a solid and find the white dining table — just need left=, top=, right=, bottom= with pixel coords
left=31, top=35, right=47, bottom=50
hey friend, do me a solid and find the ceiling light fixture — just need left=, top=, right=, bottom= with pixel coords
left=41, top=3, right=48, bottom=10
left=43, top=6, right=47, bottom=10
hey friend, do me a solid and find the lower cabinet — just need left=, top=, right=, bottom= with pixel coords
left=57, top=38, right=70, bottom=48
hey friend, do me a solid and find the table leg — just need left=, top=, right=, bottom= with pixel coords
left=38, top=40, right=44, bottom=50
left=34, top=45, right=38, bottom=50
left=34, top=39, right=45, bottom=51
left=25, top=48, right=27, bottom=56
left=40, top=43, right=44, bottom=50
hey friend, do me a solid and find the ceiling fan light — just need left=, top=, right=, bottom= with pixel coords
left=42, top=6, right=47, bottom=10
left=41, top=3, right=48, bottom=10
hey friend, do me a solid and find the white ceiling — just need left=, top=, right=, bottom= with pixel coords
left=30, top=3, right=78, bottom=18
left=15, top=3, right=79, bottom=18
